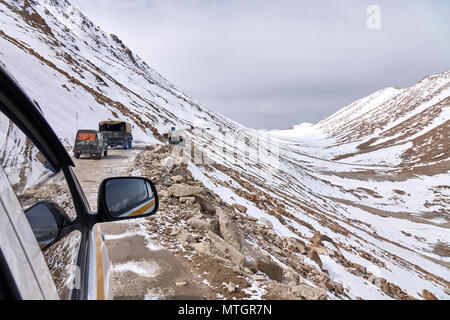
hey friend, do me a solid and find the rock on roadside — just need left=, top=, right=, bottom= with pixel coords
left=168, top=184, right=203, bottom=197
left=177, top=229, right=196, bottom=244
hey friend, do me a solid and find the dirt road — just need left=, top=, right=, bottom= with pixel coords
left=73, top=148, right=142, bottom=211
left=72, top=147, right=210, bottom=300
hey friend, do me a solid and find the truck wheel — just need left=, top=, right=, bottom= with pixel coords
left=74, top=153, right=80, bottom=159
left=128, top=140, right=132, bottom=149
left=104, top=148, right=108, bottom=157
left=96, top=152, right=102, bottom=160
left=122, top=142, right=127, bottom=150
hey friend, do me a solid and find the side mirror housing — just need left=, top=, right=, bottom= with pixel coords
left=24, top=200, right=73, bottom=250
left=97, top=177, right=159, bottom=221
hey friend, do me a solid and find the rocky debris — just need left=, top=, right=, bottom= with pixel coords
left=307, top=250, right=323, bottom=270
left=168, top=184, right=203, bottom=197
left=177, top=229, right=196, bottom=244
left=246, top=215, right=258, bottom=222
left=355, top=264, right=366, bottom=274
left=158, top=189, right=169, bottom=198
left=169, top=228, right=179, bottom=237
left=179, top=196, right=196, bottom=204
left=335, top=283, right=344, bottom=295
left=375, top=279, right=415, bottom=300
left=257, top=259, right=283, bottom=282
left=290, top=284, right=328, bottom=300
left=217, top=207, right=243, bottom=251
left=131, top=145, right=405, bottom=300
left=325, top=280, right=345, bottom=295
left=251, top=274, right=267, bottom=281
left=153, top=145, right=166, bottom=154
left=265, top=282, right=327, bottom=300
left=193, top=231, right=247, bottom=268
left=172, top=165, right=193, bottom=181
left=307, top=243, right=336, bottom=256
left=171, top=175, right=186, bottom=183
left=226, top=282, right=237, bottom=293
left=232, top=203, right=247, bottom=213
left=175, top=281, right=188, bottom=287
left=421, top=289, right=438, bottom=300
left=161, top=156, right=175, bottom=172
left=283, top=237, right=306, bottom=254
left=283, top=269, right=299, bottom=284
left=259, top=217, right=273, bottom=229
left=187, top=215, right=219, bottom=234
left=311, top=233, right=335, bottom=245
left=445, top=287, right=450, bottom=295
left=195, top=194, right=216, bottom=215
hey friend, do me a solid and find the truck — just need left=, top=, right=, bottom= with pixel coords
left=73, top=129, right=108, bottom=159
left=169, top=134, right=184, bottom=145
left=98, top=120, right=133, bottom=149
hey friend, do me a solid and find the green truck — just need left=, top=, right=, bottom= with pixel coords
left=99, top=120, right=133, bottom=149
left=73, top=129, right=108, bottom=159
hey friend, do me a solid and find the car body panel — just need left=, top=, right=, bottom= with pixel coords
left=87, top=224, right=112, bottom=300
left=0, top=166, right=59, bottom=300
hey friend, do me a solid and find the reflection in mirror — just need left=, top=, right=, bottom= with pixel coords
left=105, top=178, right=156, bottom=218
left=25, top=202, right=59, bottom=249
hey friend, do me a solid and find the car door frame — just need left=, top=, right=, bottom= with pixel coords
left=0, top=66, right=98, bottom=300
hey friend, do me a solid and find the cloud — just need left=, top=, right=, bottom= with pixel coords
left=71, top=0, right=450, bottom=129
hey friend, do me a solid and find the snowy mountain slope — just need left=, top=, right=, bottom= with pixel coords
left=0, top=0, right=238, bottom=148
left=185, top=70, right=449, bottom=299
left=0, top=0, right=448, bottom=300
left=312, top=71, right=450, bottom=167
left=189, top=121, right=449, bottom=300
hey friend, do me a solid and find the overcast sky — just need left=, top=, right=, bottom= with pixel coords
left=71, top=0, right=450, bottom=129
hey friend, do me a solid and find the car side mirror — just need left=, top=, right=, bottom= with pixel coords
left=24, top=200, right=73, bottom=250
left=97, top=177, right=159, bottom=221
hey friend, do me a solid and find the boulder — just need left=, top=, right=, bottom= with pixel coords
left=187, top=216, right=219, bottom=234
left=226, top=282, right=237, bottom=293
left=284, top=269, right=299, bottom=284
left=171, top=175, right=186, bottom=183
left=195, top=194, right=216, bottom=215
left=307, top=250, right=323, bottom=269
left=192, top=242, right=210, bottom=255
left=172, top=165, right=189, bottom=180
left=265, top=283, right=327, bottom=300
left=295, top=241, right=307, bottom=254
left=204, top=231, right=247, bottom=267
left=290, top=284, right=328, bottom=300
left=177, top=229, right=196, bottom=244
left=232, top=203, right=247, bottom=213
left=158, top=190, right=169, bottom=198
left=257, top=259, right=283, bottom=282
left=445, top=287, right=450, bottom=295
left=161, top=157, right=175, bottom=172
left=217, top=208, right=243, bottom=250
left=307, top=243, right=335, bottom=256
left=168, top=184, right=203, bottom=197
left=175, top=281, right=188, bottom=287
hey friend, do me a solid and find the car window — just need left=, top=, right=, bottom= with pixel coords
left=0, top=111, right=81, bottom=300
